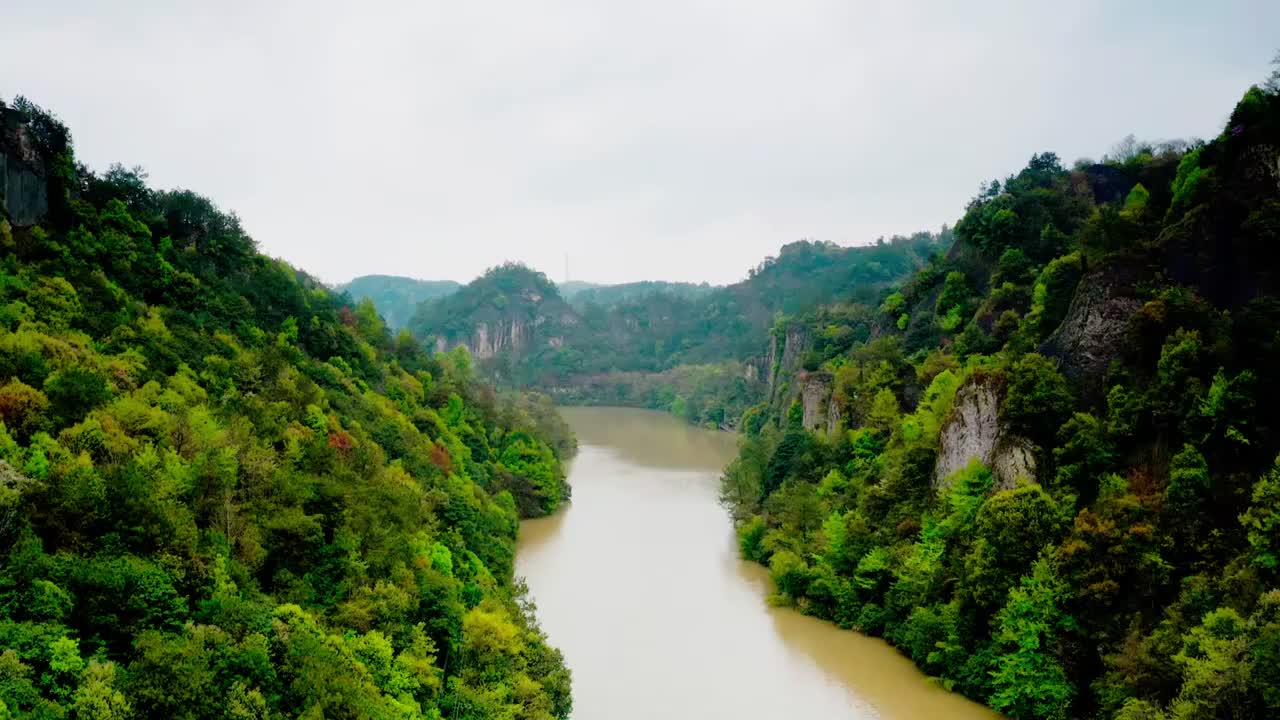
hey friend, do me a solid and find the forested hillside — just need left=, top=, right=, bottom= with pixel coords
left=722, top=75, right=1280, bottom=719
left=0, top=97, right=572, bottom=719
left=562, top=280, right=717, bottom=307
left=336, top=276, right=460, bottom=330
left=409, top=234, right=942, bottom=426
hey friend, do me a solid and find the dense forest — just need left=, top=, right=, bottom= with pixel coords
left=721, top=73, right=1280, bottom=719
left=401, top=233, right=943, bottom=426
left=558, top=280, right=717, bottom=306
left=0, top=97, right=574, bottom=719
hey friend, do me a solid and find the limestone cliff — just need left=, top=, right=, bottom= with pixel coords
left=413, top=264, right=579, bottom=383
left=764, top=322, right=814, bottom=421
left=766, top=323, right=811, bottom=392
left=0, top=107, right=49, bottom=227
left=799, top=371, right=837, bottom=432
left=934, top=375, right=1036, bottom=490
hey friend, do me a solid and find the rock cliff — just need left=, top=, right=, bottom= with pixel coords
left=0, top=107, right=49, bottom=227
left=1041, top=268, right=1141, bottom=386
left=799, top=371, right=838, bottom=432
left=934, top=376, right=1036, bottom=490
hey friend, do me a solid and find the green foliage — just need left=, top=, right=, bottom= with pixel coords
left=697, top=75, right=1280, bottom=720
left=337, top=276, right=460, bottom=329
left=411, top=237, right=940, bottom=410
left=1052, top=413, right=1115, bottom=502
left=0, top=99, right=572, bottom=719
left=1241, top=456, right=1280, bottom=571
left=988, top=557, right=1076, bottom=720
left=1022, top=252, right=1083, bottom=341
left=737, top=516, right=768, bottom=562
left=1124, top=183, right=1151, bottom=216
left=1167, top=608, right=1252, bottom=719
left=1002, top=354, right=1073, bottom=446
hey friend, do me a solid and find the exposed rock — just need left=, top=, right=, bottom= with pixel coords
left=0, top=459, right=35, bottom=540
left=1041, top=268, right=1142, bottom=385
left=766, top=323, right=812, bottom=417
left=990, top=436, right=1037, bottom=489
left=466, top=318, right=531, bottom=359
left=0, top=108, right=49, bottom=227
left=935, top=376, right=1036, bottom=490
left=767, top=324, right=811, bottom=390
left=799, top=371, right=833, bottom=432
left=826, top=394, right=843, bottom=434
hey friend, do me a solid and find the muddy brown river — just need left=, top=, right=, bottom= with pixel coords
left=517, top=406, right=1002, bottom=720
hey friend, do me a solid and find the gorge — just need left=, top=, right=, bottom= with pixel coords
left=5, top=47, right=1280, bottom=720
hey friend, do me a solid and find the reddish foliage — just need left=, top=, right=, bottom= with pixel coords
left=327, top=430, right=355, bottom=452
left=1128, top=464, right=1159, bottom=498
left=338, top=306, right=358, bottom=328
left=428, top=443, right=452, bottom=475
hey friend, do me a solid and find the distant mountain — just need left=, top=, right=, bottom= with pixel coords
left=568, top=280, right=719, bottom=307
left=556, top=280, right=602, bottom=298
left=335, top=274, right=459, bottom=328
left=409, top=235, right=943, bottom=388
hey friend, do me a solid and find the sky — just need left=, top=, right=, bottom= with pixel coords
left=2, top=1, right=1277, bottom=286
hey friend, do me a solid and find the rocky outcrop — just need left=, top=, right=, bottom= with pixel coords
left=0, top=108, right=48, bottom=227
left=1041, top=268, right=1141, bottom=385
left=934, top=376, right=1036, bottom=490
left=767, top=324, right=810, bottom=390
left=798, top=371, right=835, bottom=432
left=826, top=394, right=842, bottom=434
left=765, top=323, right=813, bottom=421
left=468, top=318, right=531, bottom=359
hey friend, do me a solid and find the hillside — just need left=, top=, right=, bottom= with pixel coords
left=0, top=97, right=572, bottom=719
left=565, top=280, right=718, bottom=308
left=409, top=235, right=942, bottom=422
left=721, top=77, right=1280, bottom=719
left=336, top=275, right=460, bottom=329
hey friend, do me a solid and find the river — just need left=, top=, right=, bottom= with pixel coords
left=516, top=406, right=1002, bottom=720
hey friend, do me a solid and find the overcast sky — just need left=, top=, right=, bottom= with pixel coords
left=3, top=2, right=1276, bottom=285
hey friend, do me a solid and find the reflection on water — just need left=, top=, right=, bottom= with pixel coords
left=517, top=406, right=1001, bottom=720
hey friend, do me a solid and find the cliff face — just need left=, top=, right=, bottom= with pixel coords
left=1041, top=267, right=1142, bottom=387
left=0, top=107, right=48, bottom=227
left=414, top=265, right=579, bottom=383
left=764, top=322, right=814, bottom=422
left=766, top=324, right=811, bottom=392
left=438, top=312, right=575, bottom=362
left=799, top=371, right=837, bottom=432
left=934, top=376, right=1036, bottom=490
left=468, top=317, right=532, bottom=359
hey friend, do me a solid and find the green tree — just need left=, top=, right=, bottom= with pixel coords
left=965, top=484, right=1066, bottom=611
left=988, top=557, right=1076, bottom=720
left=1241, top=455, right=1280, bottom=571
left=1168, top=608, right=1253, bottom=720
left=1002, top=354, right=1073, bottom=446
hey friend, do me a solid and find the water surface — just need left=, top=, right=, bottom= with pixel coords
left=518, top=406, right=1001, bottom=720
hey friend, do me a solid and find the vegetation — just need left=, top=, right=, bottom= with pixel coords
left=336, top=276, right=460, bottom=330
left=408, top=236, right=943, bottom=425
left=721, top=72, right=1280, bottom=720
left=0, top=97, right=572, bottom=719
left=561, top=280, right=717, bottom=307
left=550, top=362, right=762, bottom=430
